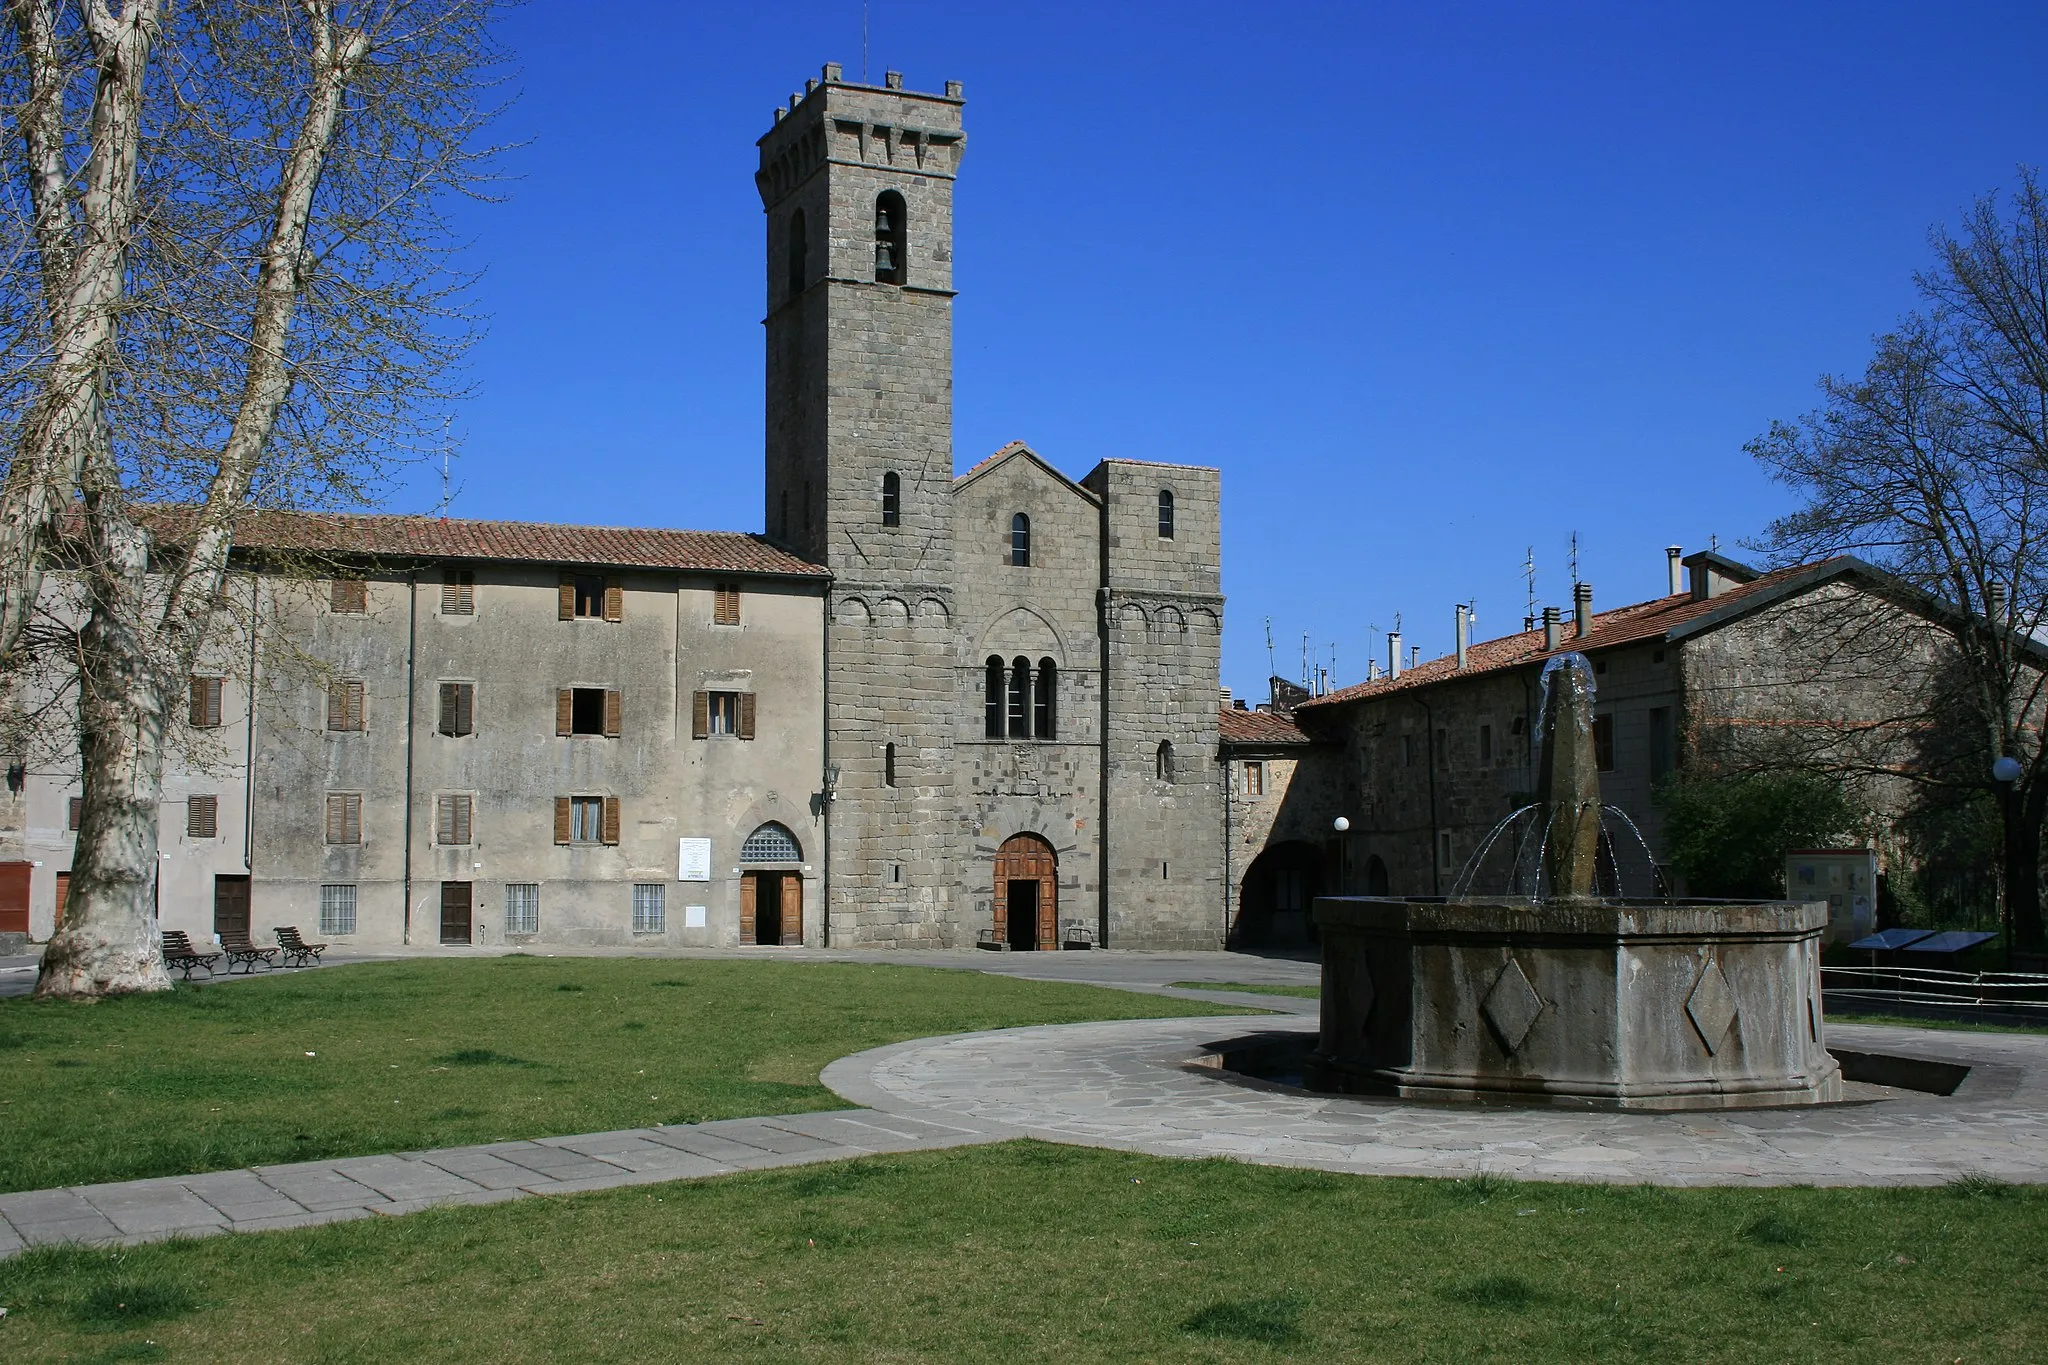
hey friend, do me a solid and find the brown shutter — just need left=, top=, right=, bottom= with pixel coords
left=554, top=796, right=572, bottom=844
left=189, top=677, right=207, bottom=727
left=444, top=794, right=471, bottom=845
left=556, top=689, right=573, bottom=736
left=558, top=575, right=575, bottom=620
left=325, top=794, right=340, bottom=843
left=603, top=689, right=622, bottom=738
left=331, top=579, right=365, bottom=613
left=739, top=873, right=756, bottom=945
left=188, top=795, right=217, bottom=839
left=603, top=576, right=623, bottom=622
left=437, top=795, right=454, bottom=844
left=438, top=683, right=457, bottom=735
left=691, top=691, right=710, bottom=739
left=327, top=682, right=346, bottom=731
left=67, top=796, right=82, bottom=830
left=348, top=681, right=364, bottom=731
left=737, top=691, right=757, bottom=740
left=455, top=684, right=472, bottom=736
left=345, top=794, right=361, bottom=844
left=601, top=795, right=620, bottom=845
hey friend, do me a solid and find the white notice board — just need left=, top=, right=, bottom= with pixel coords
left=678, top=837, right=713, bottom=882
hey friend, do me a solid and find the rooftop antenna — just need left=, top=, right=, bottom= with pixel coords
left=1710, top=532, right=1720, bottom=553
left=1569, top=531, right=1581, bottom=589
left=1264, top=617, right=1275, bottom=679
left=1329, top=641, right=1337, bottom=689
left=1301, top=633, right=1310, bottom=690
left=1523, top=546, right=1537, bottom=631
left=862, top=1, right=869, bottom=83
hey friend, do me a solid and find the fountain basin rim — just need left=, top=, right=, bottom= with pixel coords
left=1315, top=894, right=1829, bottom=940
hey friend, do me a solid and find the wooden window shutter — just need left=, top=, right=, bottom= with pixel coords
left=188, top=795, right=217, bottom=839
left=556, top=689, right=573, bottom=736
left=737, top=691, right=757, bottom=740
left=601, top=795, right=621, bottom=845
left=603, top=689, right=622, bottom=738
left=327, top=682, right=346, bottom=731
left=347, top=680, right=364, bottom=731
left=189, top=677, right=204, bottom=726
left=440, top=570, right=473, bottom=616
left=325, top=793, right=360, bottom=844
left=190, top=677, right=221, bottom=728
left=603, top=576, right=623, bottom=622
left=331, top=579, right=365, bottom=613
left=714, top=584, right=740, bottom=625
left=691, top=691, right=710, bottom=739
left=554, top=796, right=572, bottom=845
left=455, top=683, right=473, bottom=736
left=439, top=794, right=472, bottom=845
left=67, top=796, right=81, bottom=830
left=438, top=683, right=458, bottom=735
left=558, top=575, right=575, bottom=620
left=325, top=794, right=341, bottom=843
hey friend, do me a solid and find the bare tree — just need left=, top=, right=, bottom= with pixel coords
left=0, top=0, right=505, bottom=997
left=1750, top=174, right=2048, bottom=951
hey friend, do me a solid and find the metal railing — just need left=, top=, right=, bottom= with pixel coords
left=1822, top=963, right=2048, bottom=1017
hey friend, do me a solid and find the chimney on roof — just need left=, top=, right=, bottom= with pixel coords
left=1220, top=687, right=1232, bottom=707
left=1573, top=582, right=1594, bottom=638
left=1542, top=605, right=1561, bottom=651
left=1387, top=630, right=1403, bottom=680
left=1682, top=549, right=1761, bottom=602
left=1666, top=545, right=1684, bottom=596
left=1455, top=604, right=1470, bottom=670
left=1989, top=581, right=2010, bottom=627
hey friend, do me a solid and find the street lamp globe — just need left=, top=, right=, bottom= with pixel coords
left=1993, top=755, right=2024, bottom=783
left=1332, top=816, right=1351, bottom=833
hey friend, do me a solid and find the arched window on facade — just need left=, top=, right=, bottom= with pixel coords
left=786, top=208, right=807, bottom=301
left=1156, top=740, right=1176, bottom=783
left=1034, top=658, right=1057, bottom=738
left=984, top=657, right=1005, bottom=737
left=874, top=190, right=906, bottom=285
left=884, top=742, right=897, bottom=787
left=1158, top=489, right=1175, bottom=539
left=881, top=471, right=900, bottom=526
left=741, top=821, right=802, bottom=863
left=1010, top=513, right=1031, bottom=566
left=1008, top=657, right=1031, bottom=737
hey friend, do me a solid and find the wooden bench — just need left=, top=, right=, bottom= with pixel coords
left=160, top=929, right=221, bottom=980
left=218, top=930, right=278, bottom=974
left=274, top=925, right=327, bottom=968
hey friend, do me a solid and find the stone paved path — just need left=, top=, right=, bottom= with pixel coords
left=0, top=1108, right=1000, bottom=1258
left=822, top=1015, right=2048, bottom=1187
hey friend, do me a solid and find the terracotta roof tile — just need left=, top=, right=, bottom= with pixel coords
left=1219, top=706, right=1312, bottom=745
left=1298, top=558, right=1854, bottom=711
left=213, top=510, right=829, bottom=578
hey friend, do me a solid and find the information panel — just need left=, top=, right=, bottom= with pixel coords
left=678, top=837, right=713, bottom=882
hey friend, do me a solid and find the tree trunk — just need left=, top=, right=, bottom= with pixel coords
left=33, top=507, right=171, bottom=998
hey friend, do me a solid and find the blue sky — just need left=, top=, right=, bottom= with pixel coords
left=417, top=1, right=2048, bottom=700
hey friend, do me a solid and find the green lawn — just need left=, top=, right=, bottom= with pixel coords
left=1, top=1143, right=2040, bottom=1363
left=0, top=957, right=1253, bottom=1193
left=1169, top=980, right=1321, bottom=999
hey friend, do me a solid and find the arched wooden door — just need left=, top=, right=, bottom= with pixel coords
left=993, top=833, right=1057, bottom=951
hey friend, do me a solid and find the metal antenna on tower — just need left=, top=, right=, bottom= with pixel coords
left=1301, top=633, right=1309, bottom=690
left=862, top=1, right=870, bottom=83
left=1569, top=531, right=1580, bottom=588
left=1329, top=641, right=1337, bottom=689
left=1523, top=546, right=1537, bottom=630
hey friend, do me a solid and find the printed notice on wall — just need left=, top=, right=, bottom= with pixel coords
left=684, top=905, right=707, bottom=929
left=677, top=838, right=712, bottom=882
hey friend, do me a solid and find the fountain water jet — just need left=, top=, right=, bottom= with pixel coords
left=1312, top=652, right=1842, bottom=1110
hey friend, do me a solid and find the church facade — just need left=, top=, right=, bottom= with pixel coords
left=0, top=67, right=1228, bottom=955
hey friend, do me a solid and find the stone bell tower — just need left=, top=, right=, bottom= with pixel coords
left=756, top=66, right=966, bottom=944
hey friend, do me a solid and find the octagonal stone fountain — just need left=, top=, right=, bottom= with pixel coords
left=1312, top=654, right=1843, bottom=1110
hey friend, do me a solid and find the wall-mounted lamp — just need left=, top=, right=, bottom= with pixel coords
left=823, top=763, right=841, bottom=803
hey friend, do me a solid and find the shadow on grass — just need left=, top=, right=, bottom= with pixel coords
left=434, top=1049, right=536, bottom=1067
left=1438, top=1273, right=1542, bottom=1311
left=1180, top=1295, right=1305, bottom=1345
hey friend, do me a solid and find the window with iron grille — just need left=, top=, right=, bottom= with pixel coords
left=632, top=883, right=665, bottom=933
left=325, top=793, right=362, bottom=844
left=504, top=883, right=539, bottom=935
left=319, top=883, right=357, bottom=935
left=741, top=822, right=801, bottom=863
left=440, top=568, right=474, bottom=615
left=189, top=676, right=224, bottom=729
left=187, top=794, right=218, bottom=839
left=330, top=578, right=367, bottom=613
left=436, top=793, right=473, bottom=846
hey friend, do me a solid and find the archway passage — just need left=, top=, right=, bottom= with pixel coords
left=1235, top=841, right=1323, bottom=950
left=993, top=833, right=1057, bottom=951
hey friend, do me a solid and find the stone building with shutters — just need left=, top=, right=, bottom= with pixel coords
left=1, top=65, right=1233, bottom=955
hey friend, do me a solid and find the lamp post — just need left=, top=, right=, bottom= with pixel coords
left=1994, top=756, right=2022, bottom=958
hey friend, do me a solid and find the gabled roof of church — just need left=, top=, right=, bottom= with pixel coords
left=954, top=441, right=1101, bottom=504
left=213, top=509, right=830, bottom=578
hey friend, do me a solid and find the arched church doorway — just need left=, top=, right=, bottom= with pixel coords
left=740, top=822, right=803, bottom=946
left=1235, top=841, right=1323, bottom=950
left=993, top=833, right=1057, bottom=951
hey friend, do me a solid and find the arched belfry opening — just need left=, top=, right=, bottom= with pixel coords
left=874, top=190, right=906, bottom=285
left=740, top=822, right=803, bottom=946
left=994, top=833, right=1056, bottom=951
